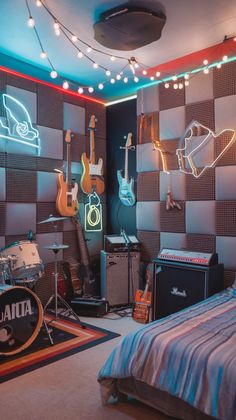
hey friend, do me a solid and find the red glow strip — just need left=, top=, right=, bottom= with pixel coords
left=0, top=65, right=105, bottom=106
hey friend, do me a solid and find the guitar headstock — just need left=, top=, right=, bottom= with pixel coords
left=125, top=132, right=133, bottom=148
left=65, top=129, right=72, bottom=143
left=89, top=115, right=97, bottom=130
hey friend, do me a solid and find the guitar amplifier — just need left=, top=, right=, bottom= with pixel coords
left=70, top=297, right=109, bottom=317
left=104, top=235, right=141, bottom=253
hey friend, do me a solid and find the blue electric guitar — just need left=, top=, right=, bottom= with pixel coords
left=117, top=133, right=136, bottom=207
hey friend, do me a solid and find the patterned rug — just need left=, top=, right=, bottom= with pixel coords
left=0, top=313, right=120, bottom=383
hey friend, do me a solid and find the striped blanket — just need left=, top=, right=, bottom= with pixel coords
left=98, top=287, right=236, bottom=420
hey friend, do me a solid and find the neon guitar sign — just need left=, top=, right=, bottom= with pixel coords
left=0, top=94, right=41, bottom=155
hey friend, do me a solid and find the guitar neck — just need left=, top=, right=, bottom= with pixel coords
left=89, top=128, right=95, bottom=164
left=66, top=142, right=72, bottom=190
left=124, top=147, right=129, bottom=182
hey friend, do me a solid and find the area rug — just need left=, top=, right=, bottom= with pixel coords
left=0, top=313, right=120, bottom=383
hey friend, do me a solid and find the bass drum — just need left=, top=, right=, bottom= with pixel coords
left=0, top=285, right=43, bottom=356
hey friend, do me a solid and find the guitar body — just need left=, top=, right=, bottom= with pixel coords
left=117, top=170, right=136, bottom=207
left=81, top=152, right=105, bottom=195
left=56, top=172, right=78, bottom=217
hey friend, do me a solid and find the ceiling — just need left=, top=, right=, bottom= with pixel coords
left=0, top=0, right=236, bottom=103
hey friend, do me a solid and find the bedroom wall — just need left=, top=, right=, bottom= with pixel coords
left=136, top=60, right=236, bottom=287
left=0, top=69, right=106, bottom=301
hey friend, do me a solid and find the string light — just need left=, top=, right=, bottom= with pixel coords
left=78, top=87, right=84, bottom=94
left=40, top=51, right=47, bottom=59
left=71, top=35, right=78, bottom=43
left=123, top=77, right=128, bottom=83
left=62, top=80, right=69, bottom=89
left=77, top=51, right=83, bottom=58
left=110, top=56, right=116, bottom=61
left=172, top=75, right=177, bottom=81
left=27, top=16, right=35, bottom=27
left=156, top=71, right=161, bottom=77
left=173, top=83, right=178, bottom=89
left=88, top=86, right=94, bottom=93
left=203, top=67, right=209, bottom=74
left=50, top=70, right=58, bottom=79
left=203, top=59, right=208, bottom=65
left=184, top=74, right=189, bottom=80
left=116, top=74, right=121, bottom=80
left=134, top=76, right=139, bottom=83
left=216, top=63, right=222, bottom=69
left=105, top=70, right=111, bottom=77
left=222, top=55, right=228, bottom=61
left=93, top=62, right=98, bottom=69
left=110, top=78, right=115, bottom=84
left=35, top=0, right=42, bottom=6
left=164, top=83, right=169, bottom=88
left=150, top=76, right=155, bottom=81
left=86, top=47, right=92, bottom=53
left=178, top=82, right=183, bottom=89
left=142, top=70, right=147, bottom=75
left=98, top=83, right=104, bottom=90
left=184, top=80, right=189, bottom=86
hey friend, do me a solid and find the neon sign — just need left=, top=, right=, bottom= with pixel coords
left=0, top=94, right=41, bottom=155
left=176, top=120, right=235, bottom=178
left=85, top=191, right=102, bottom=232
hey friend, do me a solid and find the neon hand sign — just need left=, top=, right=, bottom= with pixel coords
left=0, top=94, right=41, bottom=155
left=176, top=120, right=235, bottom=178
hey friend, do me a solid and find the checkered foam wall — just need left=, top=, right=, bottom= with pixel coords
left=0, top=71, right=106, bottom=301
left=136, top=61, right=236, bottom=287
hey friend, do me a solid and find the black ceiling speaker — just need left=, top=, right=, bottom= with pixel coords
left=93, top=4, right=166, bottom=51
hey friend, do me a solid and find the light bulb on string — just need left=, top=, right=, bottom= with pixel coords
left=50, top=70, right=58, bottom=79
left=173, top=83, right=178, bottom=89
left=172, top=75, right=177, bottom=81
left=105, top=70, right=111, bottom=77
left=203, top=59, right=208, bottom=65
left=116, top=74, right=121, bottom=80
left=86, top=47, right=92, bottom=53
left=178, top=83, right=183, bottom=89
left=134, top=63, right=139, bottom=69
left=123, top=77, right=128, bottom=83
left=77, top=51, right=84, bottom=59
left=150, top=76, right=154, bottom=81
left=222, top=55, right=228, bottom=61
left=53, top=22, right=60, bottom=30
left=78, top=87, right=84, bottom=94
left=35, top=0, right=42, bottom=6
left=55, top=28, right=61, bottom=36
left=142, top=69, right=147, bottom=75
left=216, top=63, right=222, bottom=69
left=184, top=80, right=189, bottom=86
left=203, top=67, right=209, bottom=74
left=110, top=78, right=115, bottom=84
left=27, top=16, right=35, bottom=27
left=164, top=83, right=169, bottom=89
left=184, top=74, right=189, bottom=80
left=98, top=83, right=104, bottom=90
left=110, top=56, right=116, bottom=61
left=71, top=35, right=78, bottom=43
left=88, top=87, right=94, bottom=93
left=134, top=76, right=139, bottom=83
left=40, top=51, right=47, bottom=59
left=93, top=63, right=98, bottom=69
left=155, top=71, right=161, bottom=77
left=63, top=81, right=69, bottom=90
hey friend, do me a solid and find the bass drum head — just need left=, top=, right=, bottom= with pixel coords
left=0, top=286, right=43, bottom=356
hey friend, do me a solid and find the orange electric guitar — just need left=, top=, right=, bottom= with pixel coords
left=133, top=265, right=152, bottom=323
left=80, top=115, right=105, bottom=195
left=56, top=129, right=79, bottom=217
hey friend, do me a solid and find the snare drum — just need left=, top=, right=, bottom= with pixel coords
left=1, top=240, right=43, bottom=280
left=0, top=285, right=43, bottom=356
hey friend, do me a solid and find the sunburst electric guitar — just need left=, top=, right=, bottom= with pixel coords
left=117, top=133, right=136, bottom=206
left=80, top=115, right=105, bottom=195
left=56, top=129, right=79, bottom=217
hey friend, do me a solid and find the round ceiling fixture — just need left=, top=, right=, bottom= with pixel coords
left=93, top=4, right=166, bottom=51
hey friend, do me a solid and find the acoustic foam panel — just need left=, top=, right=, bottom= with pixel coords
left=37, top=171, right=58, bottom=202
left=160, top=232, right=186, bottom=250
left=185, top=201, right=216, bottom=234
left=6, top=153, right=37, bottom=170
left=136, top=201, right=160, bottom=231
left=0, top=152, right=5, bottom=167
left=63, top=132, right=86, bottom=162
left=37, top=84, right=63, bottom=130
left=215, top=166, right=236, bottom=200
left=0, top=203, right=6, bottom=236
left=216, top=201, right=236, bottom=236
left=214, top=94, right=236, bottom=131
left=136, top=143, right=160, bottom=172
left=223, top=270, right=236, bottom=288
left=6, top=169, right=37, bottom=202
left=7, top=74, right=37, bottom=92
left=85, top=102, right=106, bottom=139
left=186, top=234, right=216, bottom=253
left=37, top=157, right=63, bottom=172
left=36, top=202, right=63, bottom=234
left=62, top=230, right=79, bottom=261
left=37, top=126, right=63, bottom=159
left=214, top=132, right=236, bottom=166
left=137, top=230, right=160, bottom=262
left=185, top=169, right=215, bottom=200
left=160, top=170, right=186, bottom=201
left=6, top=203, right=36, bottom=235
left=185, top=100, right=215, bottom=131
left=34, top=261, right=56, bottom=305
left=0, top=236, right=5, bottom=249
left=85, top=230, right=104, bottom=258
left=216, top=236, right=236, bottom=270
left=63, top=92, right=85, bottom=108
left=63, top=102, right=85, bottom=134
left=36, top=232, right=63, bottom=264
left=185, top=69, right=214, bottom=104
left=159, top=78, right=185, bottom=111
left=213, top=61, right=236, bottom=98
left=160, top=202, right=185, bottom=233
left=137, top=171, right=159, bottom=201
left=159, top=106, right=185, bottom=140
left=6, top=85, right=37, bottom=124
left=137, top=85, right=159, bottom=115
left=0, top=168, right=6, bottom=201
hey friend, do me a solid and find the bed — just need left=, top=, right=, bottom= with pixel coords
left=98, top=286, right=236, bottom=420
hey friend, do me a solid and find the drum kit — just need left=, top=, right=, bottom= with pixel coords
left=0, top=215, right=84, bottom=357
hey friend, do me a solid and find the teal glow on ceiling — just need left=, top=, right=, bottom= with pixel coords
left=0, top=0, right=236, bottom=102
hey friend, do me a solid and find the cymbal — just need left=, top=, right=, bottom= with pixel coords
left=38, top=216, right=68, bottom=224
left=44, top=243, right=69, bottom=250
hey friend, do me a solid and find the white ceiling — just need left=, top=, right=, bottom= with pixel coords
left=0, top=0, right=236, bottom=100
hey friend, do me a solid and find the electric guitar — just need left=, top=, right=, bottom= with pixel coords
left=133, top=264, right=152, bottom=324
left=80, top=115, right=105, bottom=195
left=56, top=129, right=79, bottom=217
left=117, top=133, right=136, bottom=206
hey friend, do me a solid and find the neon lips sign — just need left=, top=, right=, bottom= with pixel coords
left=0, top=94, right=41, bottom=155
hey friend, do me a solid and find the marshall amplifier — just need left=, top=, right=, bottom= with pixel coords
left=152, top=249, right=224, bottom=320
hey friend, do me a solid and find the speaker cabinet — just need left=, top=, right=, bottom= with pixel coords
left=152, top=260, right=224, bottom=320
left=100, top=251, right=140, bottom=306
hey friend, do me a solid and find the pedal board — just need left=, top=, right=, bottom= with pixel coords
left=70, top=297, right=109, bottom=317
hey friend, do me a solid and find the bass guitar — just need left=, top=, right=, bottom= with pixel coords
left=56, top=129, right=78, bottom=217
left=117, top=133, right=136, bottom=206
left=73, top=214, right=97, bottom=296
left=80, top=115, right=105, bottom=195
